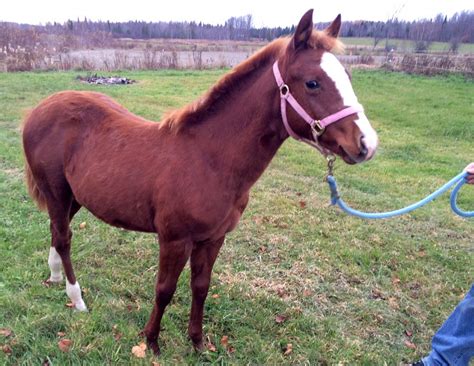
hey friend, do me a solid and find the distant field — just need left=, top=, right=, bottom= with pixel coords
left=341, top=37, right=474, bottom=53
left=1, top=36, right=472, bottom=72
left=119, top=36, right=474, bottom=54
left=0, top=69, right=473, bottom=365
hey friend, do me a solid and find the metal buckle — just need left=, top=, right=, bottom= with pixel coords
left=311, top=120, right=325, bottom=137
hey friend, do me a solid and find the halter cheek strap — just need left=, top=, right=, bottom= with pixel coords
left=273, top=61, right=363, bottom=153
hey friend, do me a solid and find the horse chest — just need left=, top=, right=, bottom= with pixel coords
left=208, top=192, right=250, bottom=240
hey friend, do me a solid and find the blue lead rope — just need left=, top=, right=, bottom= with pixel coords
left=326, top=171, right=473, bottom=219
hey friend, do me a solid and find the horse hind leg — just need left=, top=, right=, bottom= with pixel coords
left=52, top=205, right=87, bottom=311
left=44, top=185, right=87, bottom=311
left=47, top=200, right=81, bottom=283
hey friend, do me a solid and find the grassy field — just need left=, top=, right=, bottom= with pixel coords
left=340, top=37, right=474, bottom=53
left=0, top=69, right=473, bottom=365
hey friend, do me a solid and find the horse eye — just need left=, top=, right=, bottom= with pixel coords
left=305, top=80, right=320, bottom=90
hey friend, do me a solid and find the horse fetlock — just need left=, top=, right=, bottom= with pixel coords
left=188, top=324, right=204, bottom=346
left=48, top=247, right=63, bottom=282
left=192, top=340, right=205, bottom=352
left=146, top=339, right=160, bottom=355
left=142, top=329, right=160, bottom=355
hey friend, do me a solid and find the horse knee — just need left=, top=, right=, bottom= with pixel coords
left=156, top=283, right=176, bottom=306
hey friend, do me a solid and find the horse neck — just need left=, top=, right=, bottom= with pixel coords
left=193, top=64, right=287, bottom=192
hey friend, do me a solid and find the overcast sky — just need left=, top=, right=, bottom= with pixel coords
left=2, top=0, right=473, bottom=27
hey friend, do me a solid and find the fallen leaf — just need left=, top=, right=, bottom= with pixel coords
left=2, top=345, right=12, bottom=354
left=283, top=343, right=293, bottom=356
left=65, top=302, right=75, bottom=308
left=273, top=284, right=287, bottom=298
left=404, top=340, right=416, bottom=350
left=207, top=342, right=217, bottom=352
left=299, top=200, right=307, bottom=208
left=388, top=297, right=399, bottom=309
left=131, top=342, right=147, bottom=358
left=151, top=362, right=160, bottom=366
left=58, top=339, right=72, bottom=352
left=371, top=288, right=385, bottom=299
left=57, top=331, right=66, bottom=337
left=292, top=306, right=302, bottom=314
left=0, top=328, right=12, bottom=337
left=275, top=314, right=287, bottom=324
left=303, top=289, right=312, bottom=297
left=228, top=346, right=236, bottom=353
left=392, top=277, right=401, bottom=285
left=112, top=325, right=123, bottom=341
left=211, top=294, right=219, bottom=299
left=220, top=335, right=229, bottom=347
left=405, top=330, right=413, bottom=337
left=79, top=222, right=87, bottom=229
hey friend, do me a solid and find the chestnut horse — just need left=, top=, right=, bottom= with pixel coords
left=22, top=10, right=378, bottom=354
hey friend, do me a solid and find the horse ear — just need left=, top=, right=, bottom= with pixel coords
left=325, top=14, right=342, bottom=38
left=292, top=9, right=314, bottom=50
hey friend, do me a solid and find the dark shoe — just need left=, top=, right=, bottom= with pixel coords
left=411, top=361, right=424, bottom=366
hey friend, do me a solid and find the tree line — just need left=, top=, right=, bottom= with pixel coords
left=1, top=11, right=473, bottom=51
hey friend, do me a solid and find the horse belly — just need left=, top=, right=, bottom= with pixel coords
left=79, top=195, right=156, bottom=233
left=67, top=169, right=157, bottom=233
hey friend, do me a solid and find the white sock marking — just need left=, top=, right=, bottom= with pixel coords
left=48, top=247, right=63, bottom=282
left=320, top=52, right=378, bottom=159
left=66, top=280, right=88, bottom=312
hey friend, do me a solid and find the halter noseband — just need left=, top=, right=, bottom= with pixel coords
left=273, top=61, right=363, bottom=154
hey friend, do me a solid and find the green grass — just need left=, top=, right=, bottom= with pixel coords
left=0, top=69, right=473, bottom=365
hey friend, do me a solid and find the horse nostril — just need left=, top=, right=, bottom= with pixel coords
left=359, top=138, right=368, bottom=157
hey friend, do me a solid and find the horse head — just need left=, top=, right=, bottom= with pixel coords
left=275, top=9, right=378, bottom=164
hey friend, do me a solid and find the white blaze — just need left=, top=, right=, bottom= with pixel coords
left=320, top=52, right=378, bottom=159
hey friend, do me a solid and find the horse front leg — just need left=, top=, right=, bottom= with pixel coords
left=188, top=236, right=225, bottom=351
left=144, top=237, right=192, bottom=355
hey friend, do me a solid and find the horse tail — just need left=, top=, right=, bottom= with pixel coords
left=24, top=158, right=47, bottom=212
left=22, top=112, right=48, bottom=212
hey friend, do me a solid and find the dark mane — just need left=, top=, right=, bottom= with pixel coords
left=161, top=30, right=343, bottom=132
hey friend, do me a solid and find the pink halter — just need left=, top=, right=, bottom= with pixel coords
left=273, top=61, right=363, bottom=152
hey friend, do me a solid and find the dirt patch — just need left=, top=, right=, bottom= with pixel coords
left=76, top=74, right=136, bottom=85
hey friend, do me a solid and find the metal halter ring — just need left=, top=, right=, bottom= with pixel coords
left=279, top=84, right=289, bottom=97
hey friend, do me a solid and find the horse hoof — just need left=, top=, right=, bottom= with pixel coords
left=193, top=341, right=205, bottom=352
left=42, top=277, right=62, bottom=286
left=74, top=300, right=88, bottom=312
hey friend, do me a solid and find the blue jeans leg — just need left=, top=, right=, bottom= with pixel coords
left=422, top=284, right=474, bottom=366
